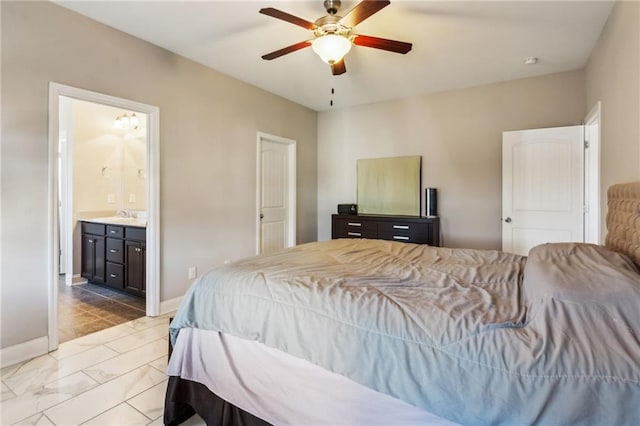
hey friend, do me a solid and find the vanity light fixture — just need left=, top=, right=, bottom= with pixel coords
left=114, top=113, right=140, bottom=131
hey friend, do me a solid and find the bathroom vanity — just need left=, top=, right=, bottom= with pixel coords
left=81, top=218, right=146, bottom=298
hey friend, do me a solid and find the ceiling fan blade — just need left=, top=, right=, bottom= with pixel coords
left=339, top=0, right=390, bottom=28
left=259, top=8, right=317, bottom=30
left=261, top=40, right=312, bottom=60
left=353, top=34, right=412, bottom=54
left=331, top=59, right=347, bottom=75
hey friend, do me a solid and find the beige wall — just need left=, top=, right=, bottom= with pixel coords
left=318, top=0, right=638, bottom=251
left=318, top=71, right=586, bottom=248
left=585, top=0, right=640, bottom=235
left=0, top=1, right=317, bottom=349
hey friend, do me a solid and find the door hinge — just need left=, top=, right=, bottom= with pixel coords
left=584, top=140, right=589, bottom=149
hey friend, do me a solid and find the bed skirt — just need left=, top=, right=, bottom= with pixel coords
left=164, top=375, right=271, bottom=426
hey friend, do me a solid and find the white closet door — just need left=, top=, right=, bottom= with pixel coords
left=259, top=137, right=295, bottom=255
left=502, top=126, right=584, bottom=255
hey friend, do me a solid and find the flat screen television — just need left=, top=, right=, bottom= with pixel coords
left=356, top=156, right=421, bottom=216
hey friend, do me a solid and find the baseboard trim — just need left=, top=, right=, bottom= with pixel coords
left=160, top=296, right=183, bottom=316
left=0, top=336, right=49, bottom=368
left=71, top=274, right=88, bottom=286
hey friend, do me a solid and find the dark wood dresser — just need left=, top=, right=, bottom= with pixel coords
left=331, top=214, right=440, bottom=246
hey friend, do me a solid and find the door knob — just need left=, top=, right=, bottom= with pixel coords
left=260, top=213, right=264, bottom=219
left=505, top=217, right=512, bottom=223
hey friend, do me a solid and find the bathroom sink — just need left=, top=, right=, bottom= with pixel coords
left=88, top=216, right=146, bottom=226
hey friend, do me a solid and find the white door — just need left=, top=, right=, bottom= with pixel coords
left=502, top=126, right=584, bottom=255
left=258, top=134, right=296, bottom=254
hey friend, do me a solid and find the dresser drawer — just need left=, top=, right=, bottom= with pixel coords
left=378, top=221, right=431, bottom=244
left=377, top=221, right=428, bottom=234
left=106, top=262, right=124, bottom=288
left=106, top=238, right=124, bottom=263
left=333, top=217, right=377, bottom=231
left=83, top=222, right=105, bottom=236
left=378, top=230, right=430, bottom=244
left=334, top=228, right=378, bottom=239
left=332, top=216, right=377, bottom=239
left=106, top=225, right=125, bottom=238
left=125, top=226, right=146, bottom=241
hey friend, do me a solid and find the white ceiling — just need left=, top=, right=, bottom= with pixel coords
left=54, top=0, right=615, bottom=112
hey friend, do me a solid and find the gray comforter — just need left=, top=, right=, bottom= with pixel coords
left=169, top=239, right=640, bottom=425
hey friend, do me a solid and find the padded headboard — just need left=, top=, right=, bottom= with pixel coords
left=606, top=182, right=640, bottom=266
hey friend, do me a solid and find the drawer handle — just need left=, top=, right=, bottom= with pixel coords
left=110, top=273, right=118, bottom=278
left=393, top=236, right=410, bottom=241
left=393, top=225, right=409, bottom=230
left=348, top=232, right=362, bottom=237
left=110, top=230, right=117, bottom=234
left=109, top=249, right=118, bottom=253
left=88, top=239, right=93, bottom=243
left=347, top=222, right=362, bottom=227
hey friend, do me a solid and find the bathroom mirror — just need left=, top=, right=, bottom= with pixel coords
left=357, top=156, right=421, bottom=216
left=73, top=100, right=147, bottom=214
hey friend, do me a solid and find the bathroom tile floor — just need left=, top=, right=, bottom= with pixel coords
left=58, top=280, right=147, bottom=344
left=1, top=315, right=206, bottom=426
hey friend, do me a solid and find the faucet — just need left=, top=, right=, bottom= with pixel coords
left=116, top=210, right=130, bottom=218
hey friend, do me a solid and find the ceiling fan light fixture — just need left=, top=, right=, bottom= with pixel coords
left=312, top=34, right=352, bottom=64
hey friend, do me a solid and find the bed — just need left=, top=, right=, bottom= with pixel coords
left=165, top=182, right=640, bottom=425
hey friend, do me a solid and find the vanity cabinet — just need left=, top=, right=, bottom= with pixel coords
left=124, top=228, right=146, bottom=297
left=81, top=221, right=146, bottom=297
left=81, top=223, right=106, bottom=283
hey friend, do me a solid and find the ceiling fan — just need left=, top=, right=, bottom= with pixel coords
left=259, top=0, right=412, bottom=76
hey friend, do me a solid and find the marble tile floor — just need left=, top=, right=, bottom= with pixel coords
left=1, top=315, right=206, bottom=425
left=58, top=279, right=147, bottom=344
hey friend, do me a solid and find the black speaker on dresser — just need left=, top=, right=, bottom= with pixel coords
left=425, top=188, right=438, bottom=217
left=337, top=204, right=358, bottom=215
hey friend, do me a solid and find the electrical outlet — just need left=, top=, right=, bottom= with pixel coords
left=128, top=193, right=136, bottom=203
left=107, top=193, right=115, bottom=204
left=188, top=266, right=197, bottom=279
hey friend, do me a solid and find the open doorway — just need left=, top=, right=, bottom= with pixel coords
left=57, top=98, right=148, bottom=343
left=48, top=83, right=160, bottom=351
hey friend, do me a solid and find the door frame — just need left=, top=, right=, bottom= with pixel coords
left=584, top=101, right=602, bottom=244
left=256, top=132, right=296, bottom=254
left=58, top=96, right=72, bottom=278
left=47, top=82, right=161, bottom=351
